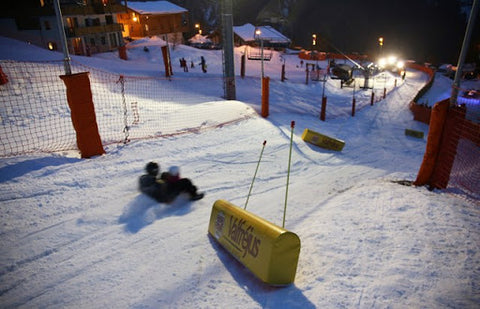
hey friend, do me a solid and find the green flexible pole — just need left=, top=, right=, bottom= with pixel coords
left=283, top=121, right=295, bottom=228
left=244, top=140, right=267, bottom=210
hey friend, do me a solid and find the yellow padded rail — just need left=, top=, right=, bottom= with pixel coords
left=301, top=128, right=345, bottom=151
left=208, top=199, right=301, bottom=286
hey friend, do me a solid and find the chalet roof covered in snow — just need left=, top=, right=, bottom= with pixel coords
left=124, top=0, right=187, bottom=15
left=188, top=34, right=212, bottom=44
left=233, top=23, right=291, bottom=44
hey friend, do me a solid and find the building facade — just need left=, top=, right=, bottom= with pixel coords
left=117, top=1, right=189, bottom=44
left=0, top=0, right=125, bottom=56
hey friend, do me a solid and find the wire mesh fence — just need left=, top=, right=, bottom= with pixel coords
left=0, top=60, right=478, bottom=200
left=0, top=60, right=76, bottom=156
left=0, top=60, right=255, bottom=157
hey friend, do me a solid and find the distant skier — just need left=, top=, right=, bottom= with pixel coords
left=139, top=162, right=204, bottom=203
left=200, top=56, right=207, bottom=73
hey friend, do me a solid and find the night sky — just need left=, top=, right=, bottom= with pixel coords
left=231, top=0, right=479, bottom=64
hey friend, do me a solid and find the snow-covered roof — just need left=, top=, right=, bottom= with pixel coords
left=233, top=23, right=291, bottom=44
left=125, top=1, right=187, bottom=15
left=188, top=34, right=212, bottom=44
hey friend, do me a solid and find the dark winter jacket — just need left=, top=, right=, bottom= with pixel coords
left=139, top=172, right=198, bottom=203
left=139, top=174, right=174, bottom=203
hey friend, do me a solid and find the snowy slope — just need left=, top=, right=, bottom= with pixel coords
left=0, top=36, right=479, bottom=308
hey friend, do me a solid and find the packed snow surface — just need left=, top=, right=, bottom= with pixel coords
left=0, top=36, right=479, bottom=308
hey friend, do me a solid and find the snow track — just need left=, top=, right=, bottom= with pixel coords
left=1, top=37, right=478, bottom=308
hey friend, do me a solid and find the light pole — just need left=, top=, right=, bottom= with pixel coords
left=451, top=0, right=479, bottom=106
left=53, top=0, right=71, bottom=75
left=255, top=28, right=264, bottom=78
left=312, top=34, right=317, bottom=49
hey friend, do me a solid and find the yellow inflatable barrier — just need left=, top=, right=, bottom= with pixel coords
left=301, top=128, right=345, bottom=151
left=208, top=200, right=301, bottom=286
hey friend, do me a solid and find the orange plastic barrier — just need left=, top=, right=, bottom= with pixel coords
left=60, top=72, right=105, bottom=158
left=413, top=99, right=449, bottom=186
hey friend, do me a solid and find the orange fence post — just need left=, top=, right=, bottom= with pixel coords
left=118, top=45, right=127, bottom=60
left=60, top=72, right=105, bottom=158
left=320, top=96, right=327, bottom=121
left=413, top=99, right=449, bottom=186
left=161, top=45, right=172, bottom=77
left=0, top=65, right=8, bottom=85
left=351, top=97, right=356, bottom=117
left=261, top=77, right=270, bottom=118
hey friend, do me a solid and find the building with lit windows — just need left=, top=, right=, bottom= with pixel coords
left=117, top=1, right=189, bottom=44
left=0, top=0, right=125, bottom=56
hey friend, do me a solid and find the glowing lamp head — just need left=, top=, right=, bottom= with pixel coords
left=378, top=57, right=387, bottom=68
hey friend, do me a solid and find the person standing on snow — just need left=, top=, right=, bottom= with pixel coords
left=181, top=58, right=188, bottom=72
left=200, top=56, right=207, bottom=73
left=139, top=162, right=203, bottom=203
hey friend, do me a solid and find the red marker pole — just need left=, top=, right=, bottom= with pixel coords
left=283, top=121, right=295, bottom=228
left=244, top=140, right=267, bottom=210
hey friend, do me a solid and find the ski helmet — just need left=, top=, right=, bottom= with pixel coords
left=145, top=161, right=159, bottom=176
left=169, top=166, right=179, bottom=176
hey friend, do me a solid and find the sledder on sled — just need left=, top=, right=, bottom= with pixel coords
left=139, top=162, right=204, bottom=203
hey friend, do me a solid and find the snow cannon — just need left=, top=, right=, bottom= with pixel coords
left=208, top=199, right=301, bottom=286
left=301, top=128, right=345, bottom=151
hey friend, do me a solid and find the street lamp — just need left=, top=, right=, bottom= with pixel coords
left=312, top=34, right=317, bottom=48
left=255, top=28, right=264, bottom=78
left=378, top=37, right=384, bottom=55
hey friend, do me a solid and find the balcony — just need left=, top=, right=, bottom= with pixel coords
left=65, top=23, right=123, bottom=37
left=61, top=4, right=126, bottom=16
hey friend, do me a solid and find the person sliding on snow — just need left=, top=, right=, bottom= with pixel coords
left=139, top=162, right=203, bottom=203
